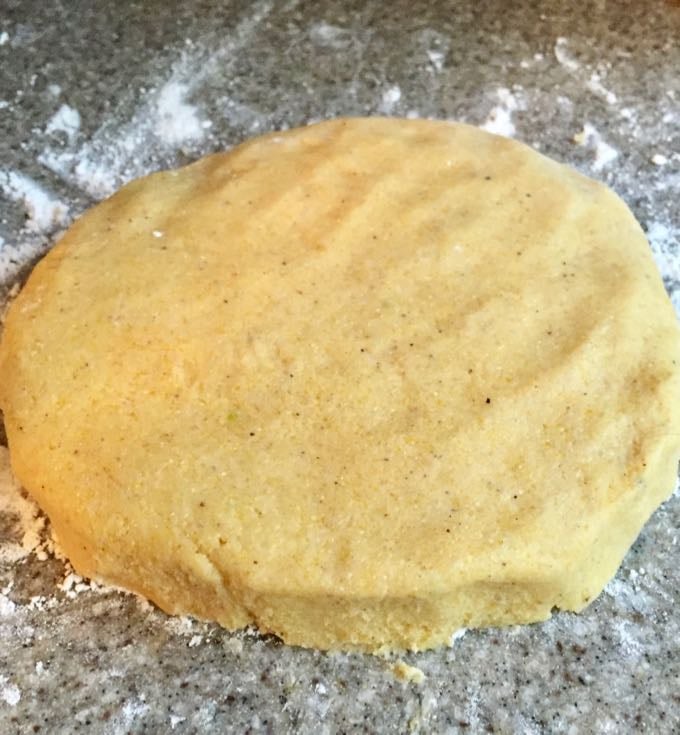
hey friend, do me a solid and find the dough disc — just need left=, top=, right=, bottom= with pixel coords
left=1, top=118, right=679, bottom=651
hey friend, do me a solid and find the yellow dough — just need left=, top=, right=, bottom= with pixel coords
left=1, top=118, right=679, bottom=652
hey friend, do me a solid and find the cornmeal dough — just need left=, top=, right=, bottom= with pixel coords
left=1, top=118, right=679, bottom=652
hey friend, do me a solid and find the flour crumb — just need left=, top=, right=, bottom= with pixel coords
left=391, top=660, right=425, bottom=685
left=651, top=153, right=668, bottom=166
left=309, top=21, right=352, bottom=49
left=152, top=230, right=164, bottom=238
left=586, top=72, right=618, bottom=105
left=188, top=634, right=203, bottom=647
left=170, top=714, right=186, bottom=729
left=45, top=104, right=81, bottom=142
left=155, top=81, right=205, bottom=146
left=554, top=37, right=580, bottom=72
left=35, top=661, right=45, bottom=675
left=379, top=85, right=402, bottom=114
left=0, top=31, right=9, bottom=47
left=573, top=123, right=618, bottom=171
left=59, top=569, right=103, bottom=599
left=481, top=88, right=520, bottom=137
left=450, top=627, right=467, bottom=645
left=427, top=49, right=445, bottom=72
left=0, top=594, right=16, bottom=618
left=0, top=676, right=21, bottom=707
left=120, top=698, right=151, bottom=726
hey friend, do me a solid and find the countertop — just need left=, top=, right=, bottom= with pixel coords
left=1, top=0, right=679, bottom=732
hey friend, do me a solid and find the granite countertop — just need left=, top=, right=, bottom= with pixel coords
left=1, top=1, right=679, bottom=732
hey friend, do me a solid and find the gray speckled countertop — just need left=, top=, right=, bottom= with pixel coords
left=1, top=1, right=679, bottom=733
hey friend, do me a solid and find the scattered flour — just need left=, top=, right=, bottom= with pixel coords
left=155, top=81, right=205, bottom=145
left=426, top=49, right=446, bottom=72
left=379, top=85, right=402, bottom=114
left=0, top=447, right=45, bottom=563
left=573, top=123, right=619, bottom=171
left=0, top=676, right=21, bottom=707
left=0, top=594, right=16, bottom=618
left=450, top=628, right=467, bottom=645
left=38, top=0, right=274, bottom=200
left=481, top=88, right=521, bottom=137
left=586, top=72, right=618, bottom=105
left=45, top=104, right=81, bottom=142
left=309, top=22, right=353, bottom=49
left=0, top=170, right=69, bottom=233
left=164, top=615, right=195, bottom=636
left=646, top=221, right=680, bottom=311
left=554, top=37, right=580, bottom=72
left=119, top=698, right=151, bottom=726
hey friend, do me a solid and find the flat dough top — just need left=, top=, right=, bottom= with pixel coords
left=1, top=118, right=679, bottom=601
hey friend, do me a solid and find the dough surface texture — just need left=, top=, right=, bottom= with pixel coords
left=1, top=118, right=679, bottom=651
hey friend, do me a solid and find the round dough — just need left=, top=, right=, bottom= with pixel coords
left=1, top=118, right=679, bottom=652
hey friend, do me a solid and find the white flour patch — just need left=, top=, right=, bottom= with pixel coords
left=427, top=49, right=445, bottom=72
left=646, top=222, right=680, bottom=310
left=481, top=88, right=522, bottom=137
left=0, top=31, right=9, bottom=47
left=573, top=123, right=618, bottom=171
left=120, top=698, right=151, bottom=726
left=38, top=0, right=274, bottom=200
left=0, top=676, right=21, bottom=706
left=0, top=170, right=70, bottom=233
left=379, top=85, right=402, bottom=114
left=0, top=447, right=45, bottom=563
left=309, top=21, right=353, bottom=49
left=586, top=72, right=618, bottom=105
left=45, top=104, right=81, bottom=142
left=164, top=615, right=195, bottom=636
left=450, top=628, right=467, bottom=645
left=554, top=37, right=580, bottom=72
left=220, top=95, right=265, bottom=133
left=0, top=594, right=16, bottom=618
left=155, top=81, right=205, bottom=145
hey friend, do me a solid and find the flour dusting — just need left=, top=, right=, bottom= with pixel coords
left=573, top=123, right=619, bottom=171
left=155, top=81, right=206, bottom=145
left=0, top=170, right=69, bottom=233
left=586, top=72, right=618, bottom=105
left=554, top=37, right=580, bottom=72
left=426, top=49, right=445, bottom=72
left=379, top=85, right=402, bottom=114
left=0, top=447, right=45, bottom=564
left=481, top=88, right=521, bottom=137
left=0, top=676, right=21, bottom=707
left=45, top=104, right=81, bottom=142
left=309, top=22, right=353, bottom=49
left=646, top=221, right=680, bottom=311
left=38, top=0, right=274, bottom=200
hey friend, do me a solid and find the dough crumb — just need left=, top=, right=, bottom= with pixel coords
left=390, top=660, right=425, bottom=684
